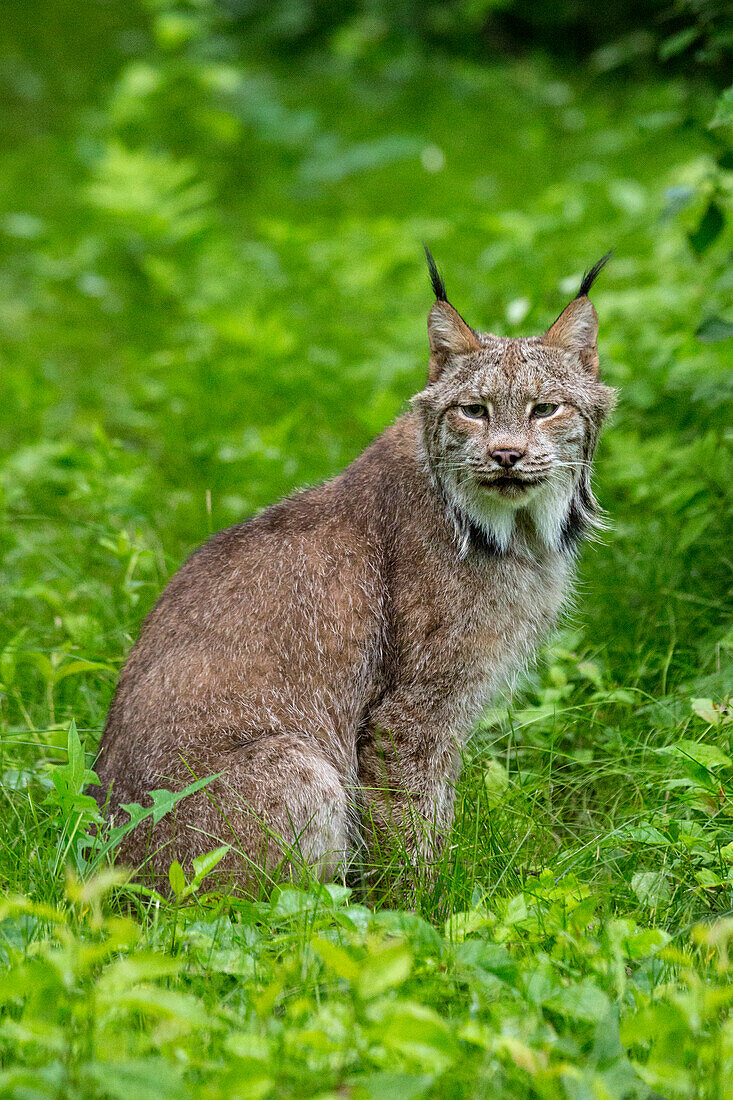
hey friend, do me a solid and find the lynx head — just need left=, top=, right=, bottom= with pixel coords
left=414, top=249, right=616, bottom=556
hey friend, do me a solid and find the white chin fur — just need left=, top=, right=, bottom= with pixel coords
left=459, top=478, right=574, bottom=553
left=528, top=480, right=575, bottom=549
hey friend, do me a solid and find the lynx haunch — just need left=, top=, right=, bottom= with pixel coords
left=96, top=251, right=615, bottom=893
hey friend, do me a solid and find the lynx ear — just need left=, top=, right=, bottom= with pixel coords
left=543, top=252, right=611, bottom=375
left=543, top=296, right=598, bottom=356
left=427, top=300, right=480, bottom=379
left=424, top=246, right=479, bottom=381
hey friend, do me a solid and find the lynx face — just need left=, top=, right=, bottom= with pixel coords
left=415, top=255, right=615, bottom=554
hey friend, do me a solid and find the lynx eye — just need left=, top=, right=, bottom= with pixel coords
left=460, top=404, right=488, bottom=419
left=531, top=402, right=560, bottom=419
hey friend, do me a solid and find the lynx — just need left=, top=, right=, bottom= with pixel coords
left=95, top=250, right=614, bottom=894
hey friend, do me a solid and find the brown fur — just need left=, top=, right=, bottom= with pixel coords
left=95, top=257, right=614, bottom=894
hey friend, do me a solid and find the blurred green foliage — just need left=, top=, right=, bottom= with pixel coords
left=0, top=0, right=732, bottom=1096
left=225, top=0, right=733, bottom=79
left=3, top=868, right=733, bottom=1099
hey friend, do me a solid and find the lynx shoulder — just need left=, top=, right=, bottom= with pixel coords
left=95, top=252, right=615, bottom=894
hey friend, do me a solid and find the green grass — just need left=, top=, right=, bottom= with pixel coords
left=0, top=2, right=732, bottom=1096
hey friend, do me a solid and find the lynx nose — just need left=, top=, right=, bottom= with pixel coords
left=491, top=448, right=524, bottom=468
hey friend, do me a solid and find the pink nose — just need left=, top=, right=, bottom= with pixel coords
left=491, top=448, right=524, bottom=468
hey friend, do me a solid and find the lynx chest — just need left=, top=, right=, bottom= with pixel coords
left=393, top=547, right=574, bottom=728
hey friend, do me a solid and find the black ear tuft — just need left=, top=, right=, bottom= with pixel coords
left=576, top=251, right=612, bottom=299
left=423, top=244, right=447, bottom=302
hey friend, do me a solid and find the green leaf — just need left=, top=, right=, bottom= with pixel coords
left=322, top=882, right=352, bottom=906
left=84, top=1061, right=184, bottom=1100
left=503, top=893, right=528, bottom=925
left=453, top=940, right=517, bottom=981
left=696, top=317, right=733, bottom=342
left=94, top=773, right=220, bottom=864
left=347, top=1072, right=433, bottom=1100
left=483, top=758, right=509, bottom=808
left=664, top=739, right=731, bottom=768
left=631, top=871, right=671, bottom=910
left=168, top=861, right=186, bottom=897
left=607, top=920, right=670, bottom=959
left=710, top=85, right=733, bottom=129
left=445, top=907, right=494, bottom=942
left=695, top=869, right=722, bottom=888
left=52, top=659, right=113, bottom=683
left=688, top=201, right=724, bottom=255
left=658, top=27, right=699, bottom=61
left=64, top=719, right=84, bottom=791
left=378, top=1002, right=457, bottom=1073
left=691, top=698, right=722, bottom=725
left=544, top=979, right=611, bottom=1023
left=357, top=943, right=413, bottom=999
left=577, top=660, right=603, bottom=688
left=47, top=721, right=101, bottom=840
left=590, top=687, right=636, bottom=705
left=269, top=886, right=318, bottom=917
left=617, top=823, right=669, bottom=845
left=620, top=1001, right=688, bottom=1046
left=186, top=843, right=231, bottom=894
left=224, top=1033, right=270, bottom=1061
left=105, top=984, right=214, bottom=1027
left=98, top=954, right=181, bottom=992
left=312, top=936, right=361, bottom=983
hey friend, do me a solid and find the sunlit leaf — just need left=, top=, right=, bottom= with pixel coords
left=357, top=943, right=413, bottom=1000
left=663, top=738, right=731, bottom=767
left=483, top=758, right=509, bottom=808
left=631, top=871, right=672, bottom=910
left=168, top=861, right=186, bottom=897
left=312, top=936, right=361, bottom=983
left=377, top=1002, right=457, bottom=1073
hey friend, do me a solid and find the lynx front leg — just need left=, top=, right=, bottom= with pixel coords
left=357, top=702, right=461, bottom=898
